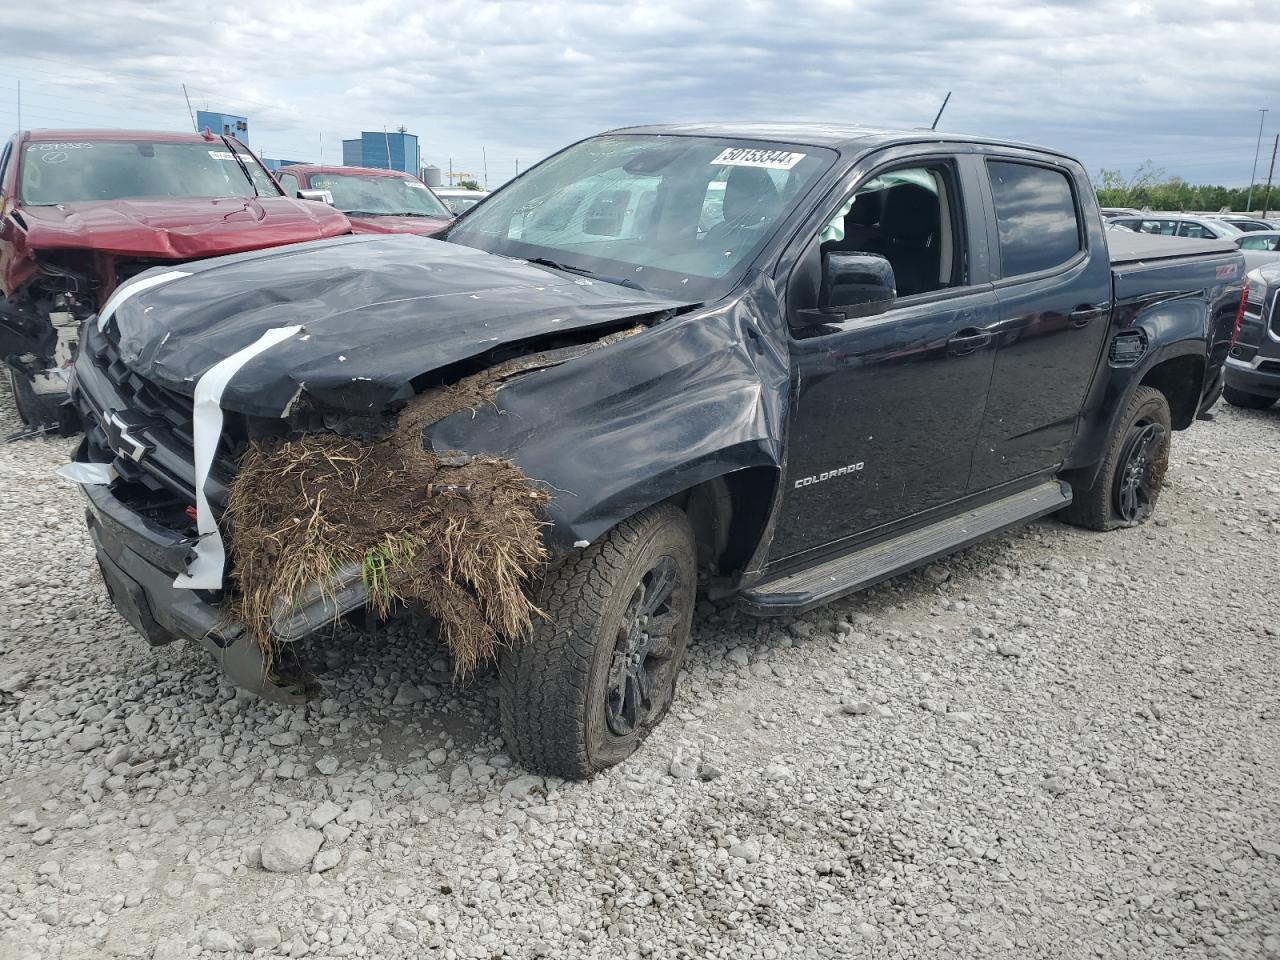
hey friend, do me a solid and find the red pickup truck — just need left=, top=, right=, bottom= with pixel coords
left=275, top=165, right=454, bottom=237
left=0, top=129, right=352, bottom=430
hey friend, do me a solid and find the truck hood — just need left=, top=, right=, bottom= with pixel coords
left=107, top=234, right=690, bottom=417
left=346, top=214, right=452, bottom=237
left=17, top=196, right=352, bottom=260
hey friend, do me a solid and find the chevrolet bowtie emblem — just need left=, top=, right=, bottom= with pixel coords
left=103, top=411, right=153, bottom=463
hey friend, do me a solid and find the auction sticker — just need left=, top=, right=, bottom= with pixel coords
left=208, top=151, right=254, bottom=162
left=711, top=147, right=805, bottom=170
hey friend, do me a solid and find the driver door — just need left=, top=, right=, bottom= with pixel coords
left=767, top=155, right=1001, bottom=565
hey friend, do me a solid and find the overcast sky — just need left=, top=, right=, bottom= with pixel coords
left=2, top=0, right=1278, bottom=188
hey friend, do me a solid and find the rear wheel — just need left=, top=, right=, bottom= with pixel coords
left=1060, top=385, right=1172, bottom=532
left=1223, top=385, right=1277, bottom=410
left=499, top=504, right=697, bottom=779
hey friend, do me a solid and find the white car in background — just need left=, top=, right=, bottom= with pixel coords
left=1236, top=230, right=1280, bottom=270
left=434, top=188, right=489, bottom=214
left=1107, top=214, right=1242, bottom=240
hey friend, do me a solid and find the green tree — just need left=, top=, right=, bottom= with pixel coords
left=455, top=178, right=482, bottom=191
left=1092, top=162, right=1257, bottom=212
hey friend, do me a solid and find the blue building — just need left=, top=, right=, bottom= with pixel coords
left=195, top=110, right=249, bottom=143
left=261, top=158, right=309, bottom=172
left=340, top=131, right=419, bottom=173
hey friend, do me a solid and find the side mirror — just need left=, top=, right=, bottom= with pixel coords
left=817, top=251, right=896, bottom=321
left=297, top=189, right=335, bottom=205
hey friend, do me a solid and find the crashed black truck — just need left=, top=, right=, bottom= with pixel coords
left=69, top=125, right=1242, bottom=779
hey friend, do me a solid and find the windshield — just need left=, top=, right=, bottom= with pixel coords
left=19, top=140, right=280, bottom=205
left=447, top=134, right=835, bottom=297
left=307, top=174, right=451, bottom=218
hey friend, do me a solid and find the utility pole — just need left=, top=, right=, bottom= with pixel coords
left=16, top=80, right=20, bottom=133
left=449, top=158, right=453, bottom=186
left=383, top=125, right=393, bottom=171
left=515, top=159, right=519, bottom=177
left=1262, top=133, right=1279, bottom=220
left=1247, top=107, right=1268, bottom=211
left=482, top=147, right=488, bottom=189
left=182, top=83, right=197, bottom=132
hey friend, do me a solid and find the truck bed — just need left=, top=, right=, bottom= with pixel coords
left=1107, top=230, right=1237, bottom=266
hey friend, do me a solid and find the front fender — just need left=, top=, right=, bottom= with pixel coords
left=425, top=275, right=790, bottom=552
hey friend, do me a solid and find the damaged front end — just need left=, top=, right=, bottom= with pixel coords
left=69, top=249, right=684, bottom=701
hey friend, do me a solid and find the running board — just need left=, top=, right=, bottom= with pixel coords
left=741, top=480, right=1071, bottom=615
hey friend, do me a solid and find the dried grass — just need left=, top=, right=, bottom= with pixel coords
left=224, top=366, right=551, bottom=676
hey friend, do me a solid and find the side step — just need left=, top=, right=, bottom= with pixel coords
left=741, top=479, right=1071, bottom=615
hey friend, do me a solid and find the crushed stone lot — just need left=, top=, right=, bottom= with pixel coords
left=0, top=390, right=1278, bottom=960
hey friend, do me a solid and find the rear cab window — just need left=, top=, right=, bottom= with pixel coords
left=986, top=160, right=1083, bottom=277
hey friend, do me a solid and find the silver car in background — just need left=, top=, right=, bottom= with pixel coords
left=1108, top=214, right=1242, bottom=240
left=1237, top=230, right=1280, bottom=270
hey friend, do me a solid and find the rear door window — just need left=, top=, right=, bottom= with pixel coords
left=986, top=160, right=1082, bottom=277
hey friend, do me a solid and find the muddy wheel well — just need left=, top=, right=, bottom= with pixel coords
left=1140, top=355, right=1204, bottom=430
left=674, top=467, right=778, bottom=582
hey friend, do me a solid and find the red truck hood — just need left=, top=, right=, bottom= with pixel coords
left=346, top=214, right=452, bottom=237
left=17, top=196, right=352, bottom=259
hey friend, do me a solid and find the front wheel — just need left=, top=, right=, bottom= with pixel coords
left=499, top=504, right=697, bottom=779
left=1223, top=385, right=1277, bottom=410
left=1060, top=385, right=1172, bottom=532
left=6, top=366, right=65, bottom=431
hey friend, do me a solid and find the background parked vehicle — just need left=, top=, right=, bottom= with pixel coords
left=1106, top=214, right=1241, bottom=240
left=1224, top=262, right=1280, bottom=410
left=433, top=187, right=489, bottom=214
left=1214, top=216, right=1278, bottom=233
left=1236, top=230, right=1280, bottom=270
left=279, top=165, right=454, bottom=235
left=0, top=129, right=352, bottom=431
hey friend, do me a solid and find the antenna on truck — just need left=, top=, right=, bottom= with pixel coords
left=931, top=91, right=952, bottom=131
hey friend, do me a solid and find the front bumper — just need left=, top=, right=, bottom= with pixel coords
left=1225, top=356, right=1280, bottom=400
left=76, top=442, right=366, bottom=703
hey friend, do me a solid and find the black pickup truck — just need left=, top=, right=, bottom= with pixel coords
left=67, top=124, right=1242, bottom=779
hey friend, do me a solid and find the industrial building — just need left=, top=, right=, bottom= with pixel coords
left=341, top=131, right=420, bottom=174
left=195, top=110, right=249, bottom=142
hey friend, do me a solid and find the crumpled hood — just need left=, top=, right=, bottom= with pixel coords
left=107, top=233, right=689, bottom=417
left=18, top=196, right=352, bottom=259
left=346, top=214, right=452, bottom=236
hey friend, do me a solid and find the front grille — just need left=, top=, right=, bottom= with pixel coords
left=77, top=323, right=243, bottom=535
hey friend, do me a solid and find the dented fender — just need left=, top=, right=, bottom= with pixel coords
left=426, top=272, right=793, bottom=554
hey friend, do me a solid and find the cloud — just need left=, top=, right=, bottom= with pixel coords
left=1, top=0, right=1277, bottom=186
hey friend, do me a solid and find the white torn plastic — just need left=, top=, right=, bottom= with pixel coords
left=174, top=325, right=303, bottom=591
left=56, top=462, right=116, bottom=485
left=97, top=270, right=191, bottom=332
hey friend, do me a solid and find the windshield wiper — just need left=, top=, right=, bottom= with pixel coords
left=220, top=135, right=259, bottom=198
left=524, top=257, right=647, bottom=292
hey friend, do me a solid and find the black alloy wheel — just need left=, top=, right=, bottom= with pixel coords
left=1113, top=418, right=1168, bottom=523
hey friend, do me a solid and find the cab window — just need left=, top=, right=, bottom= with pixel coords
left=816, top=164, right=966, bottom=298
left=986, top=160, right=1082, bottom=277
left=278, top=172, right=300, bottom=196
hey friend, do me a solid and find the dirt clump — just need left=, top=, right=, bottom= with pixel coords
left=225, top=360, right=554, bottom=675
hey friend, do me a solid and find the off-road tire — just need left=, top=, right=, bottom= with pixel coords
left=1060, top=385, right=1172, bottom=532
left=1222, top=385, right=1277, bottom=410
left=6, top=367, right=63, bottom=431
left=499, top=504, right=697, bottom=780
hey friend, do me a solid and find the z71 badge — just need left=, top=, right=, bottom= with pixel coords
left=794, top=462, right=864, bottom=488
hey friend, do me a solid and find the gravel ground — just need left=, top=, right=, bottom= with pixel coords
left=0, top=387, right=1278, bottom=960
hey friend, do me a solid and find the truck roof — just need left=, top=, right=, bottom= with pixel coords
left=605, top=122, right=1074, bottom=160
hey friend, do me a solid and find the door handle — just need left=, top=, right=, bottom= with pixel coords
left=946, top=328, right=993, bottom=357
left=1069, top=305, right=1106, bottom=328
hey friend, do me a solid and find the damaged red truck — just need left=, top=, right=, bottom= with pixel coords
left=0, top=129, right=352, bottom=430
left=68, top=124, right=1241, bottom=779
